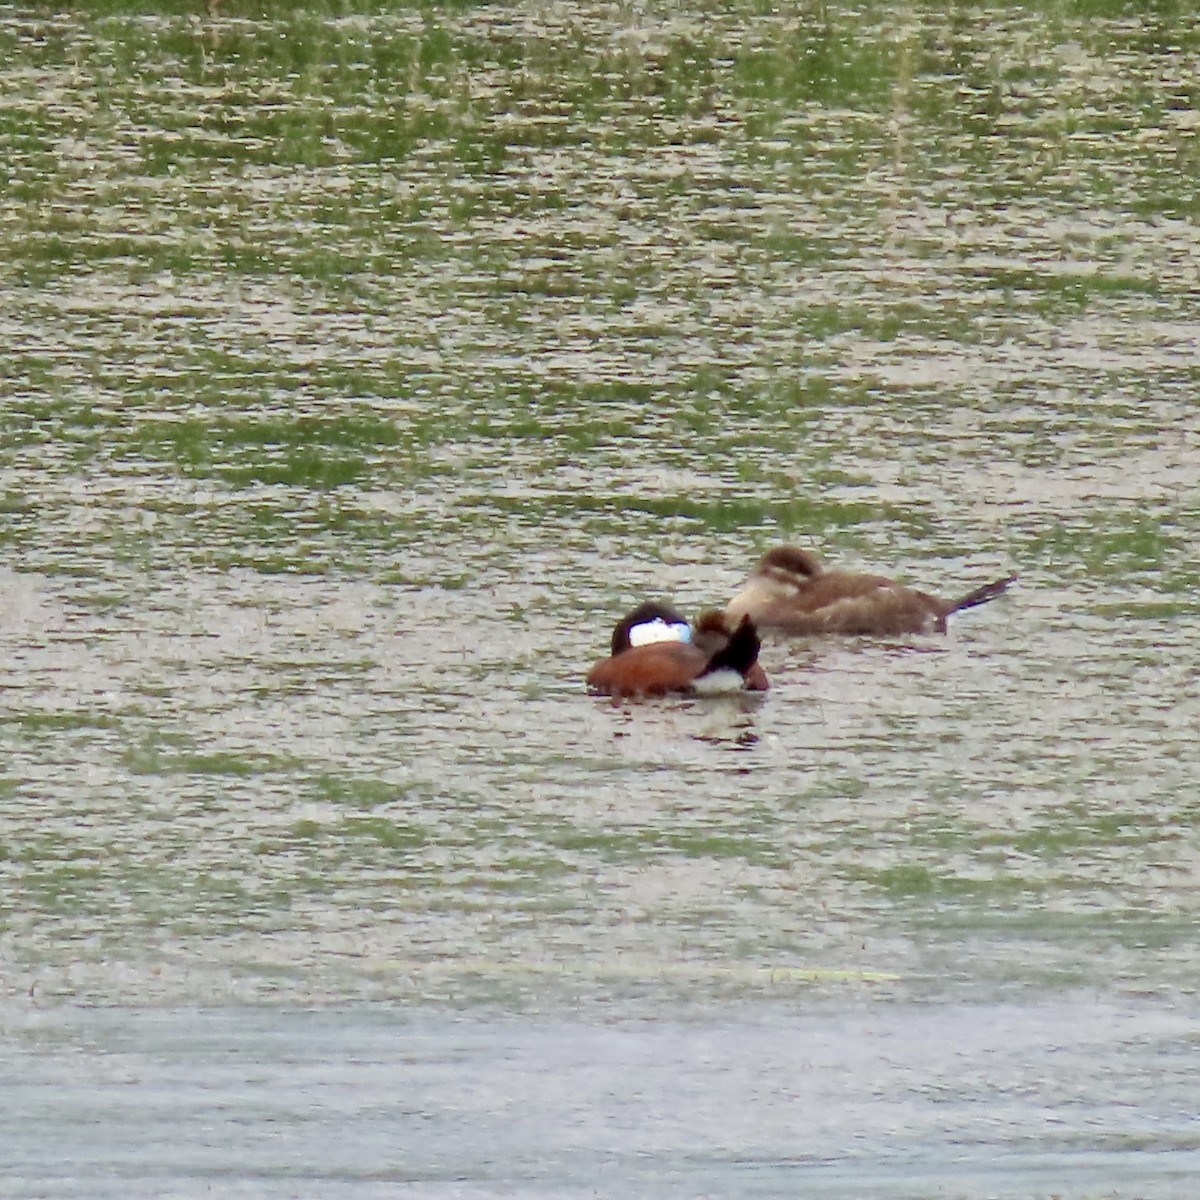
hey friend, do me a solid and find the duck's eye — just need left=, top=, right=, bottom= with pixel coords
left=628, top=619, right=691, bottom=647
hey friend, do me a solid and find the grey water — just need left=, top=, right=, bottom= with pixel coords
left=5, top=998, right=1200, bottom=1199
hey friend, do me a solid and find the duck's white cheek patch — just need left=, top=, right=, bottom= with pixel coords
left=628, top=619, right=691, bottom=647
left=692, top=668, right=744, bottom=695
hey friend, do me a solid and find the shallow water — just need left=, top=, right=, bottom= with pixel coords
left=2, top=1, right=1199, bottom=1195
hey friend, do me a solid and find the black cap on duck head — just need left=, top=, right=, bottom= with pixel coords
left=610, top=601, right=690, bottom=656
left=757, top=546, right=823, bottom=579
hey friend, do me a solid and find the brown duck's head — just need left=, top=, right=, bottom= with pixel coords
left=694, top=609, right=734, bottom=636
left=691, top=609, right=735, bottom=653
left=754, top=546, right=823, bottom=583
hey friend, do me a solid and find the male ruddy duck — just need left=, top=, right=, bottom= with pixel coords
left=725, top=546, right=1016, bottom=636
left=587, top=601, right=769, bottom=698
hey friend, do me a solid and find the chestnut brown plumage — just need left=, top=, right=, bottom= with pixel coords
left=587, top=605, right=768, bottom=698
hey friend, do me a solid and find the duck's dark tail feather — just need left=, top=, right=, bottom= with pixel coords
left=950, top=574, right=1018, bottom=615
left=699, top=615, right=761, bottom=680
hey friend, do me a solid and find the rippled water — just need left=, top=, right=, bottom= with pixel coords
left=2, top=2, right=1199, bottom=1195
left=6, top=998, right=1200, bottom=1199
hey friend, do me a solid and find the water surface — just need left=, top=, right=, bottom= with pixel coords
left=1, top=1, right=1199, bottom=1195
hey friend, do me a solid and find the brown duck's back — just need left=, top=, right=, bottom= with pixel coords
left=586, top=641, right=708, bottom=696
left=790, top=570, right=913, bottom=608
left=763, top=589, right=947, bottom=635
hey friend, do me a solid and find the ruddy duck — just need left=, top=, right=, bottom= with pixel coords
left=587, top=601, right=769, bottom=698
left=725, top=546, right=1016, bottom=636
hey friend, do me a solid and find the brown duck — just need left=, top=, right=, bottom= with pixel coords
left=725, top=546, right=1016, bottom=636
left=587, top=601, right=769, bottom=698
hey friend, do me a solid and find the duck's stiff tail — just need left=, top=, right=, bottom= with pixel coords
left=698, top=615, right=762, bottom=682
left=950, top=573, right=1018, bottom=615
